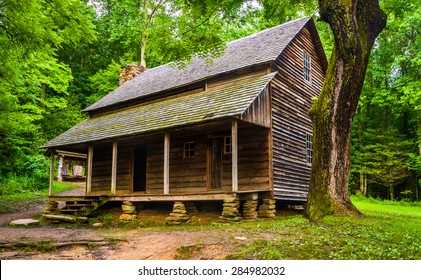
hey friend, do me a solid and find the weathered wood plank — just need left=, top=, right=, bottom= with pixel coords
left=111, top=141, right=117, bottom=194
left=231, top=120, right=238, bottom=192
left=164, top=132, right=170, bottom=194
left=49, top=152, right=54, bottom=196
left=86, top=145, right=93, bottom=195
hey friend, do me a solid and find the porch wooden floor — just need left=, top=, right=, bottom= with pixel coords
left=49, top=190, right=272, bottom=202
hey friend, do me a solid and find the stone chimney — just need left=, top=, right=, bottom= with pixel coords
left=119, top=64, right=146, bottom=85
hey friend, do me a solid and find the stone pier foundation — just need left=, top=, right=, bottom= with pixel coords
left=166, top=202, right=190, bottom=225
left=242, top=200, right=258, bottom=220
left=219, top=199, right=242, bottom=223
left=43, top=200, right=58, bottom=214
left=258, top=199, right=276, bottom=218
left=119, top=200, right=137, bottom=221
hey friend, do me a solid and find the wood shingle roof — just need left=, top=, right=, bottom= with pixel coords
left=83, top=17, right=310, bottom=113
left=42, top=73, right=276, bottom=148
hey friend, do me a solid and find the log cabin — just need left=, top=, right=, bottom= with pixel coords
left=42, top=17, right=327, bottom=220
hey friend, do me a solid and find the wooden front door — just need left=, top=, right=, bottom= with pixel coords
left=133, top=147, right=147, bottom=192
left=209, top=138, right=222, bottom=189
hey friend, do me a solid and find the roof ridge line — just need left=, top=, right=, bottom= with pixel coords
left=226, top=17, right=309, bottom=46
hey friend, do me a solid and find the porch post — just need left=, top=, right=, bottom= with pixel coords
left=57, top=155, right=63, bottom=182
left=49, top=151, right=55, bottom=196
left=111, top=140, right=118, bottom=195
left=164, top=131, right=170, bottom=194
left=86, top=145, right=93, bottom=195
left=232, top=119, right=238, bottom=192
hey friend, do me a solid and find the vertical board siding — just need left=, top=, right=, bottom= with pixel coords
left=271, top=25, right=324, bottom=201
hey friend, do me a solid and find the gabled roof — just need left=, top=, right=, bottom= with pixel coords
left=42, top=73, right=276, bottom=148
left=84, top=17, right=310, bottom=113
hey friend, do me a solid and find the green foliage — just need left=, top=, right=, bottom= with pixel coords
left=351, top=0, right=421, bottom=201
left=229, top=199, right=421, bottom=260
left=360, top=129, right=414, bottom=199
left=0, top=0, right=95, bottom=190
left=87, top=60, right=121, bottom=104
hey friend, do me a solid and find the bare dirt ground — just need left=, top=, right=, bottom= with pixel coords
left=0, top=186, right=280, bottom=260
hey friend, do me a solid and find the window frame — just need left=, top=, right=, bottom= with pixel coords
left=306, top=133, right=313, bottom=166
left=303, top=51, right=312, bottom=82
left=223, top=136, right=232, bottom=155
left=183, top=141, right=195, bottom=159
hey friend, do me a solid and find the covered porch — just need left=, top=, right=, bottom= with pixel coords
left=47, top=119, right=273, bottom=199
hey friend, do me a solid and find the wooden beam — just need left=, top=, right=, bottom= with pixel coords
left=86, top=145, right=93, bottom=195
left=164, top=132, right=170, bottom=194
left=49, top=152, right=55, bottom=196
left=108, top=193, right=238, bottom=202
left=268, top=83, right=274, bottom=193
left=232, top=119, right=238, bottom=192
left=57, top=155, right=63, bottom=182
left=111, top=141, right=118, bottom=195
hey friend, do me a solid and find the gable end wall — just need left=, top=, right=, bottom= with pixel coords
left=271, top=24, right=325, bottom=201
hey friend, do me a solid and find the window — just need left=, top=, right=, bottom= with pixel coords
left=306, top=134, right=313, bottom=166
left=183, top=141, right=195, bottom=158
left=303, top=52, right=311, bottom=82
left=224, top=136, right=232, bottom=154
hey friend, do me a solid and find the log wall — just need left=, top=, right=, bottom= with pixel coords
left=91, top=144, right=112, bottom=193
left=271, top=24, right=325, bottom=201
left=168, top=135, right=207, bottom=193
left=89, top=124, right=271, bottom=195
left=222, top=126, right=270, bottom=191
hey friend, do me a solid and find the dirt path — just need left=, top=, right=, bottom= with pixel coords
left=0, top=186, right=273, bottom=260
left=0, top=186, right=85, bottom=226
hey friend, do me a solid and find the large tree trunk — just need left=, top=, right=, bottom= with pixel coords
left=305, top=0, right=386, bottom=220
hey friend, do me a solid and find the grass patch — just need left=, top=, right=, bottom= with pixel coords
left=0, top=182, right=82, bottom=213
left=352, top=196, right=421, bottom=218
left=86, top=243, right=100, bottom=250
left=228, top=197, right=421, bottom=260
left=35, top=241, right=58, bottom=252
left=105, top=237, right=126, bottom=244
left=174, top=244, right=205, bottom=260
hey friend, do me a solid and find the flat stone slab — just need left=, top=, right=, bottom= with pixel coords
left=43, top=214, right=75, bottom=223
left=9, top=219, right=39, bottom=226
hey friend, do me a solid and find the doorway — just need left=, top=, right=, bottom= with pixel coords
left=209, top=138, right=222, bottom=189
left=133, top=147, right=147, bottom=192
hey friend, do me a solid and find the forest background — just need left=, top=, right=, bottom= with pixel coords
left=0, top=0, right=420, bottom=202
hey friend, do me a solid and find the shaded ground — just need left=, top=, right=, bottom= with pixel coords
left=0, top=186, right=283, bottom=260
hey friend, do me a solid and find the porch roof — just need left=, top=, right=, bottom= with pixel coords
left=42, top=72, right=276, bottom=149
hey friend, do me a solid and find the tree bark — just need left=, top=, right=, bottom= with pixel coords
left=305, top=0, right=386, bottom=220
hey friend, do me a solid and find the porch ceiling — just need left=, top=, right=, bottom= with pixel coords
left=42, top=72, right=275, bottom=149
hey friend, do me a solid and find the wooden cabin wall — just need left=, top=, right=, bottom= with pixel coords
left=145, top=142, right=164, bottom=194
left=90, top=138, right=163, bottom=195
left=240, top=87, right=271, bottom=128
left=222, top=126, right=270, bottom=191
left=168, top=135, right=207, bottom=193
left=271, top=25, right=325, bottom=201
left=116, top=146, right=131, bottom=193
left=89, top=125, right=270, bottom=195
left=238, top=127, right=270, bottom=191
left=91, top=144, right=112, bottom=193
